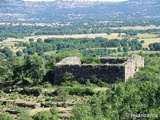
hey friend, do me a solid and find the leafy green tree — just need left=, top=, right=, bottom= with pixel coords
left=12, top=58, right=26, bottom=85
left=29, top=38, right=34, bottom=42
left=24, top=55, right=46, bottom=85
left=0, top=53, right=13, bottom=83
left=0, top=52, right=6, bottom=60
left=0, top=66, right=9, bottom=82
left=27, top=47, right=36, bottom=55
left=16, top=51, right=23, bottom=57
left=37, top=38, right=43, bottom=42
left=71, top=104, right=93, bottom=120
left=149, top=42, right=160, bottom=51
left=123, top=46, right=129, bottom=52
left=118, top=47, right=122, bottom=52
left=140, top=40, right=145, bottom=43
left=1, top=47, right=13, bottom=58
left=38, top=51, right=44, bottom=56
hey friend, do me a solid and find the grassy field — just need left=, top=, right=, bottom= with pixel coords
left=4, top=33, right=124, bottom=43
left=1, top=42, right=25, bottom=54
left=111, top=25, right=160, bottom=30
left=112, top=50, right=160, bottom=56
left=44, top=51, right=56, bottom=56
left=136, top=33, right=158, bottom=39
left=139, top=38, right=160, bottom=48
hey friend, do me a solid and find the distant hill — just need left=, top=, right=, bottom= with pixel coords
left=0, top=0, right=160, bottom=22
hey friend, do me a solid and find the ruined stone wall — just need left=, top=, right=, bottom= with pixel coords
left=124, top=54, right=144, bottom=81
left=54, top=54, right=144, bottom=84
left=100, top=57, right=127, bottom=64
left=54, top=64, right=125, bottom=84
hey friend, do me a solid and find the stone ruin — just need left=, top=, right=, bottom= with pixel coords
left=54, top=54, right=144, bottom=84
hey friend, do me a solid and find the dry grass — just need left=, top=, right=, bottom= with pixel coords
left=90, top=47, right=117, bottom=50
left=139, top=38, right=160, bottom=48
left=44, top=51, right=56, bottom=56
left=1, top=42, right=24, bottom=53
left=57, top=106, right=73, bottom=118
left=111, top=25, right=160, bottom=30
left=1, top=33, right=123, bottom=47
left=93, top=87, right=108, bottom=92
left=28, top=107, right=50, bottom=116
left=136, top=33, right=158, bottom=39
left=1, top=42, right=15, bottom=47
left=112, top=50, right=160, bottom=56
left=25, top=33, right=124, bottom=40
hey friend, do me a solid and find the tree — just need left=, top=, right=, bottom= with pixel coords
left=29, top=38, right=34, bottom=42
left=38, top=51, right=44, bottom=56
left=0, top=53, right=13, bottom=83
left=140, top=40, right=145, bottom=43
left=123, top=46, right=129, bottom=52
left=118, top=47, right=122, bottom=52
left=27, top=47, right=36, bottom=55
left=16, top=51, right=23, bottom=57
left=149, top=42, right=160, bottom=51
left=71, top=104, right=93, bottom=120
left=12, top=58, right=26, bottom=85
left=0, top=66, right=9, bottom=82
left=37, top=38, right=43, bottom=42
left=1, top=47, right=13, bottom=58
left=0, top=52, right=6, bottom=60
left=24, top=55, right=46, bottom=85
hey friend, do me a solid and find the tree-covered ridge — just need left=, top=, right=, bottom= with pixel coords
left=1, top=0, right=160, bottom=22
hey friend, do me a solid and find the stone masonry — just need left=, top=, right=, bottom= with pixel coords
left=54, top=54, right=144, bottom=84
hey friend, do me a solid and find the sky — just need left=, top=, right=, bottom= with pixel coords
left=23, top=0, right=127, bottom=2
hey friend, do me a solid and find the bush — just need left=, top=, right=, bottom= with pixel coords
left=33, top=106, right=58, bottom=120
left=20, top=87, right=42, bottom=97
left=16, top=51, right=23, bottom=56
left=81, top=57, right=101, bottom=64
left=55, top=87, right=95, bottom=96
left=62, top=102, right=68, bottom=108
left=56, top=87, right=69, bottom=101
left=33, top=111, right=52, bottom=120
left=0, top=113, right=14, bottom=120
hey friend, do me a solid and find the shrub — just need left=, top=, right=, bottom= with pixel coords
left=81, top=57, right=101, bottom=64
left=55, top=87, right=95, bottom=96
left=0, top=113, right=14, bottom=120
left=56, top=87, right=69, bottom=101
left=21, top=87, right=42, bottom=97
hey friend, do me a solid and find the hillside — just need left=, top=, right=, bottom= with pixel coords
left=0, top=0, right=160, bottom=22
